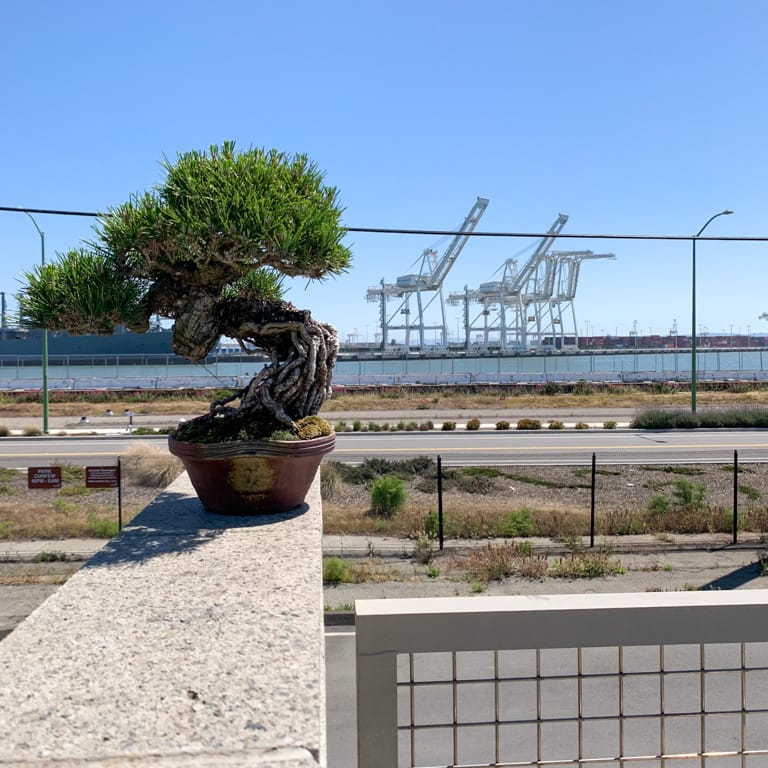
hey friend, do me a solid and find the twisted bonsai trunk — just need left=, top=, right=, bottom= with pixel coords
left=172, top=296, right=338, bottom=443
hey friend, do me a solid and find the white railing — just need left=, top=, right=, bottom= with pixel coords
left=356, top=592, right=768, bottom=768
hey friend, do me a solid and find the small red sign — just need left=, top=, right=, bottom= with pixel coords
left=28, top=466, right=62, bottom=489
left=86, top=466, right=119, bottom=488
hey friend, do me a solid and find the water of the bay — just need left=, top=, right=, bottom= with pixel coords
left=0, top=349, right=766, bottom=390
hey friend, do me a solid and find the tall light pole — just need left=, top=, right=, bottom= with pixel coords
left=21, top=213, right=49, bottom=433
left=691, top=209, right=733, bottom=413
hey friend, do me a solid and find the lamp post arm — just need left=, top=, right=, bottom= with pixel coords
left=21, top=212, right=48, bottom=432
left=690, top=209, right=733, bottom=415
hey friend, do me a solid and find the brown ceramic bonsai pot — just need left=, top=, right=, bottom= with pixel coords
left=168, top=432, right=335, bottom=515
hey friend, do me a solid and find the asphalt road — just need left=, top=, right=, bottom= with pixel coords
left=3, top=429, right=768, bottom=467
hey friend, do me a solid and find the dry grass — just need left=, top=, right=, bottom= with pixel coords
left=461, top=542, right=548, bottom=582
left=0, top=399, right=212, bottom=419
left=120, top=444, right=184, bottom=487
left=0, top=456, right=176, bottom=540
left=1, top=386, right=768, bottom=423
left=321, top=461, right=768, bottom=540
left=324, top=388, right=768, bottom=413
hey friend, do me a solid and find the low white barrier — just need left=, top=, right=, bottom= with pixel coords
left=356, top=592, right=768, bottom=767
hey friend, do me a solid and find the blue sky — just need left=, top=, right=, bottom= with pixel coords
left=1, top=0, right=765, bottom=344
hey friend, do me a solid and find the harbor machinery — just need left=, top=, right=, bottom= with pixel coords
left=366, top=197, right=489, bottom=352
left=448, top=214, right=615, bottom=352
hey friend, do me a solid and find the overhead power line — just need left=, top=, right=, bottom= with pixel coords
left=1, top=204, right=766, bottom=242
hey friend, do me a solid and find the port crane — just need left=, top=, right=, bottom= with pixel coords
left=448, top=215, right=615, bottom=351
left=366, top=197, right=489, bottom=351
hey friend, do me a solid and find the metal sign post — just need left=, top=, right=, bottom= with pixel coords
left=86, top=463, right=122, bottom=530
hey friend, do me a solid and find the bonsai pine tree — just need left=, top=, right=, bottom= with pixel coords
left=19, top=142, right=352, bottom=442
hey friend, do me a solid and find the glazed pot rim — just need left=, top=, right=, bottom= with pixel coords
left=168, top=431, right=335, bottom=460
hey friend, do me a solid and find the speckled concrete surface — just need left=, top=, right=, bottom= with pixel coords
left=0, top=474, right=325, bottom=767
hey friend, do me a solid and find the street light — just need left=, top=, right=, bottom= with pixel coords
left=17, top=213, right=49, bottom=433
left=691, top=209, right=733, bottom=413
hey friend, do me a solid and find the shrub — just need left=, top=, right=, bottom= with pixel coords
left=541, top=381, right=560, bottom=395
left=548, top=420, right=564, bottom=430
left=501, top=508, right=535, bottom=537
left=352, top=419, right=362, bottom=432
left=516, top=418, right=542, bottom=430
left=335, top=420, right=348, bottom=432
left=465, top=418, right=481, bottom=431
left=495, top=420, right=510, bottom=430
left=323, top=556, right=354, bottom=584
left=370, top=475, right=407, bottom=516
left=442, top=421, right=456, bottom=431
left=412, top=534, right=434, bottom=564
left=0, top=424, right=9, bottom=437
left=550, top=551, right=625, bottom=578
left=464, top=542, right=545, bottom=582
left=424, top=511, right=440, bottom=539
left=603, top=420, right=618, bottom=429
left=367, top=422, right=381, bottom=432
left=405, top=421, right=418, bottom=431
left=22, top=425, right=42, bottom=436
left=87, top=518, right=119, bottom=538
left=36, top=551, right=68, bottom=562
left=334, top=456, right=435, bottom=485
left=574, top=421, right=590, bottom=430
left=418, top=421, right=433, bottom=431
left=648, top=493, right=670, bottom=517
left=456, top=473, right=495, bottom=494
left=632, top=407, right=768, bottom=430
left=673, top=478, right=707, bottom=509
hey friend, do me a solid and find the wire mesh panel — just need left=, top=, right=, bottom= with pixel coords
left=356, top=594, right=768, bottom=768
left=393, top=643, right=768, bottom=767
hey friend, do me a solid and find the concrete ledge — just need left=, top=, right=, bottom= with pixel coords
left=0, top=474, right=326, bottom=766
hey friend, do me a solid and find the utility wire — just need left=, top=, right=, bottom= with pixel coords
left=1, top=204, right=765, bottom=242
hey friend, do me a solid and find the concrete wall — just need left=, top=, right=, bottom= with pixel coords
left=0, top=474, right=326, bottom=767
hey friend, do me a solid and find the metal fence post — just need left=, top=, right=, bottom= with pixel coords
left=437, top=454, right=444, bottom=550
left=733, top=449, right=739, bottom=545
left=590, top=452, right=596, bottom=548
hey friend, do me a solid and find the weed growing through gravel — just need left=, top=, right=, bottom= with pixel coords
left=549, top=551, right=625, bottom=578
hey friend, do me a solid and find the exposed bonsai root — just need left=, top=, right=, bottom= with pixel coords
left=174, top=298, right=338, bottom=442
